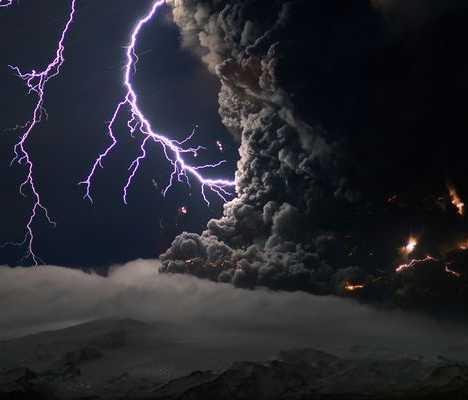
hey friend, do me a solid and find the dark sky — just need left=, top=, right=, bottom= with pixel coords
left=0, top=1, right=237, bottom=268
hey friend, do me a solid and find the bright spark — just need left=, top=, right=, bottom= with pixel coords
left=448, top=184, right=464, bottom=216
left=2, top=0, right=77, bottom=265
left=400, top=236, right=418, bottom=256
left=80, top=0, right=235, bottom=206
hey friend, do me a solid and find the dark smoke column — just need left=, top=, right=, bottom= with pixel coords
left=160, top=0, right=387, bottom=293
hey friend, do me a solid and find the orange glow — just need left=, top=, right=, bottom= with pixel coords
left=400, top=236, right=418, bottom=256
left=396, top=255, right=437, bottom=273
left=344, top=282, right=365, bottom=291
left=458, top=240, right=468, bottom=251
left=448, top=185, right=464, bottom=216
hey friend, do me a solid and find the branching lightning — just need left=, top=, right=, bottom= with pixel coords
left=395, top=256, right=437, bottom=273
left=2, top=0, right=77, bottom=265
left=3, top=0, right=233, bottom=264
left=0, top=0, right=14, bottom=8
left=396, top=255, right=463, bottom=279
left=80, top=0, right=236, bottom=206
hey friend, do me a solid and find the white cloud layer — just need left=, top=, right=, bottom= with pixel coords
left=1, top=261, right=468, bottom=361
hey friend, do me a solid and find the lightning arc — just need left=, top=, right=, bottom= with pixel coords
left=396, top=255, right=463, bottom=279
left=2, top=0, right=235, bottom=265
left=395, top=256, right=437, bottom=273
left=80, top=0, right=236, bottom=206
left=0, top=0, right=13, bottom=8
left=2, top=0, right=77, bottom=265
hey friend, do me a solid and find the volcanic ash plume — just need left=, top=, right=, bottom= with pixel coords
left=161, top=0, right=468, bottom=303
left=161, top=0, right=380, bottom=293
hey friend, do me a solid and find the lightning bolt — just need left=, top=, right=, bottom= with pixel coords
left=80, top=0, right=236, bottom=206
left=396, top=255, right=463, bottom=279
left=395, top=256, right=437, bottom=273
left=3, top=0, right=234, bottom=264
left=445, top=264, right=462, bottom=278
left=2, top=0, right=77, bottom=265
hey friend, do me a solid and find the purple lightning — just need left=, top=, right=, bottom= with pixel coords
left=3, top=0, right=77, bottom=265
left=80, top=0, right=235, bottom=206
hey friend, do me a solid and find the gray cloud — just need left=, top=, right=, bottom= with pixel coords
left=160, top=0, right=369, bottom=292
left=1, top=262, right=468, bottom=361
left=160, top=0, right=468, bottom=306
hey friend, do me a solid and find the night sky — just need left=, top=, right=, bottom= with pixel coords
left=2, top=0, right=468, bottom=307
left=0, top=1, right=237, bottom=268
left=4, top=4, right=468, bottom=398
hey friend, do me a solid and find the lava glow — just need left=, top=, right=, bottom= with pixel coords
left=2, top=0, right=76, bottom=265
left=344, top=282, right=365, bottom=291
left=448, top=185, right=464, bottom=216
left=395, top=255, right=436, bottom=273
left=400, top=236, right=418, bottom=256
left=80, top=0, right=235, bottom=206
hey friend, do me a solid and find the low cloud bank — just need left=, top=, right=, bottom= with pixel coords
left=1, top=261, right=468, bottom=360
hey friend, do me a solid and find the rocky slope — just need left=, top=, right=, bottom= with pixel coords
left=1, top=320, right=468, bottom=399
left=155, top=349, right=468, bottom=399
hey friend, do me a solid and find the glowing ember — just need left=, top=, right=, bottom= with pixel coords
left=178, top=206, right=188, bottom=215
left=445, top=264, right=462, bottom=278
left=387, top=194, right=398, bottom=203
left=2, top=0, right=76, bottom=265
left=216, top=140, right=224, bottom=152
left=344, top=282, right=365, bottom=291
left=80, top=0, right=235, bottom=206
left=458, top=240, right=468, bottom=251
left=396, top=255, right=437, bottom=273
left=448, top=185, right=464, bottom=216
left=400, top=236, right=418, bottom=256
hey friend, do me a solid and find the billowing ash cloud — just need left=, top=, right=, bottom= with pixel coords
left=161, top=0, right=468, bottom=300
left=2, top=262, right=468, bottom=361
left=162, top=0, right=375, bottom=293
